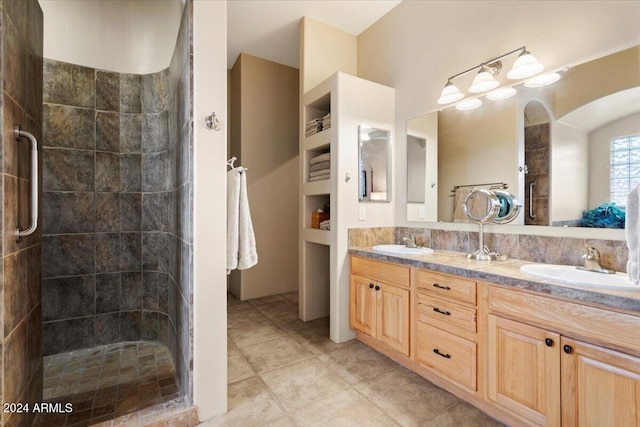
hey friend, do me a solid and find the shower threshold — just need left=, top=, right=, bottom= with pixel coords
left=35, top=341, right=183, bottom=426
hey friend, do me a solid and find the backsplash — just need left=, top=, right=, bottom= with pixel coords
left=348, top=227, right=629, bottom=273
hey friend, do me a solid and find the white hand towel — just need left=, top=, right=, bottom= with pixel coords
left=310, top=161, right=330, bottom=172
left=626, top=184, right=640, bottom=284
left=226, top=169, right=241, bottom=274
left=310, top=152, right=330, bottom=165
left=237, top=170, right=258, bottom=270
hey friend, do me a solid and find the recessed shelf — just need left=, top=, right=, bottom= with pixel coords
left=304, top=180, right=331, bottom=195
left=303, top=228, right=330, bottom=246
left=304, top=130, right=331, bottom=151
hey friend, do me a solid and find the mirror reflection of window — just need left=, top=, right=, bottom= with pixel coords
left=610, top=134, right=640, bottom=206
left=407, top=135, right=426, bottom=203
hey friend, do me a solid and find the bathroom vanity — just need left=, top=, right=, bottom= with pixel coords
left=349, top=249, right=640, bottom=427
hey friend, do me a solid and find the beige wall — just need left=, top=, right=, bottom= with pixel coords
left=39, top=0, right=183, bottom=73
left=438, top=99, right=519, bottom=222
left=300, top=17, right=357, bottom=93
left=589, top=112, right=640, bottom=208
left=229, top=54, right=299, bottom=300
left=556, top=46, right=640, bottom=118
left=193, top=0, right=228, bottom=419
left=550, top=122, right=589, bottom=221
left=356, top=1, right=640, bottom=227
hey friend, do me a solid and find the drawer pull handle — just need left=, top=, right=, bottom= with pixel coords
left=369, top=283, right=374, bottom=289
left=375, top=285, right=380, bottom=291
left=545, top=338, right=554, bottom=347
left=433, top=349, right=451, bottom=359
left=433, top=283, right=451, bottom=290
left=433, top=307, right=451, bottom=316
left=563, top=345, right=572, bottom=354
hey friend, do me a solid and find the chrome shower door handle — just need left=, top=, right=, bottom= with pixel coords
left=528, top=181, right=536, bottom=220
left=15, top=126, right=38, bottom=239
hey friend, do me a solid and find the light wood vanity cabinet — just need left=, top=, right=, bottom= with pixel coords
left=349, top=257, right=410, bottom=356
left=486, top=284, right=640, bottom=426
left=349, top=254, right=640, bottom=426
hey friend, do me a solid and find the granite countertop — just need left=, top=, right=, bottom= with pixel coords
left=349, top=247, right=640, bottom=313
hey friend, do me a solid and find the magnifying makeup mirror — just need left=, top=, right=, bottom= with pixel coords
left=464, top=189, right=521, bottom=260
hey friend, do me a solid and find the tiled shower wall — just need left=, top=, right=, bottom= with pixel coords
left=525, top=123, right=551, bottom=226
left=1, top=0, right=44, bottom=425
left=41, top=3, right=192, bottom=400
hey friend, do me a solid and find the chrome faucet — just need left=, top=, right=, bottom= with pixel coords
left=577, top=245, right=615, bottom=274
left=402, top=234, right=419, bottom=248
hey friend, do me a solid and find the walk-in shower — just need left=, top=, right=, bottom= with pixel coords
left=0, top=0, right=195, bottom=425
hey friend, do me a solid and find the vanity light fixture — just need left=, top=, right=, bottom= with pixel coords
left=486, top=86, right=517, bottom=100
left=524, top=71, right=561, bottom=88
left=455, top=98, right=482, bottom=111
left=468, top=63, right=501, bottom=93
left=437, top=80, right=465, bottom=104
left=437, top=46, right=545, bottom=105
left=506, top=48, right=545, bottom=79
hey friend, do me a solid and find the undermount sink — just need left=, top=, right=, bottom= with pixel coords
left=520, top=263, right=640, bottom=291
left=372, top=244, right=434, bottom=256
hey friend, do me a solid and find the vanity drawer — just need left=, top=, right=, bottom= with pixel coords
left=417, top=293, right=476, bottom=341
left=351, top=256, right=410, bottom=288
left=416, top=270, right=476, bottom=304
left=416, top=322, right=477, bottom=391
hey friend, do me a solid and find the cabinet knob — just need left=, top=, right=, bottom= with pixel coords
left=433, top=307, right=451, bottom=316
left=545, top=338, right=554, bottom=347
left=369, top=283, right=374, bottom=289
left=563, top=345, right=572, bottom=354
left=433, top=349, right=451, bottom=359
left=375, top=285, right=380, bottom=291
left=432, top=283, right=451, bottom=290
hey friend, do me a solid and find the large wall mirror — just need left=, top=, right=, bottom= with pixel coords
left=359, top=126, right=392, bottom=202
left=406, top=45, right=640, bottom=232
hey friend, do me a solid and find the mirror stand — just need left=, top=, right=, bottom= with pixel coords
left=467, top=222, right=500, bottom=260
left=463, top=189, right=521, bottom=260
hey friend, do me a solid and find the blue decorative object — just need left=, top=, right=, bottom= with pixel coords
left=582, top=203, right=626, bottom=229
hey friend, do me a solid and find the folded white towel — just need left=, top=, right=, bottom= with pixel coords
left=309, top=174, right=330, bottom=182
left=310, top=161, right=330, bottom=172
left=626, top=184, right=640, bottom=284
left=227, top=168, right=258, bottom=274
left=310, top=152, right=330, bottom=165
left=309, top=169, right=331, bottom=178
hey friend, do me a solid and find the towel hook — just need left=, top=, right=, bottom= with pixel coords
left=205, top=112, right=221, bottom=131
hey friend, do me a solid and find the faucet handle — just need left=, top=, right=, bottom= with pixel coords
left=583, top=245, right=601, bottom=260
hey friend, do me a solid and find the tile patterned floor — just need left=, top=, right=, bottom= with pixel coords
left=200, top=292, right=503, bottom=427
left=36, top=341, right=183, bottom=427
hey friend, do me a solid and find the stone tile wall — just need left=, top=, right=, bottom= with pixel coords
left=525, top=123, right=551, bottom=225
left=349, top=226, right=629, bottom=273
left=1, top=0, right=44, bottom=425
left=41, top=0, right=192, bottom=403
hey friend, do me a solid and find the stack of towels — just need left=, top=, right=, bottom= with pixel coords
left=322, top=113, right=331, bottom=130
left=319, top=219, right=330, bottom=230
left=309, top=152, right=330, bottom=182
left=305, top=118, right=323, bottom=137
left=305, top=113, right=332, bottom=137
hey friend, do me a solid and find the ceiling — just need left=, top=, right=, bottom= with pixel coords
left=227, top=0, right=402, bottom=69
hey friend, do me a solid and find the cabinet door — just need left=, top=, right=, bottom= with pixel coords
left=350, top=275, right=376, bottom=336
left=487, top=315, right=560, bottom=427
left=561, top=337, right=640, bottom=427
left=376, top=282, right=410, bottom=356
